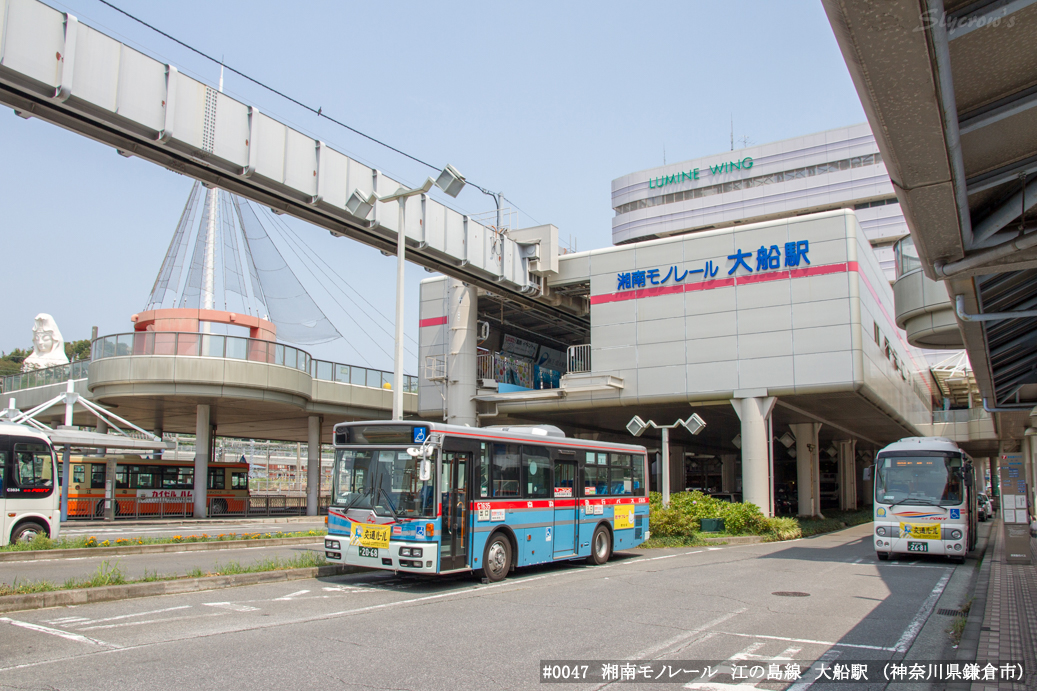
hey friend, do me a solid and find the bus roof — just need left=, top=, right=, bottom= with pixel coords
left=0, top=422, right=53, bottom=444
left=333, top=420, right=648, bottom=454
left=877, top=437, right=964, bottom=456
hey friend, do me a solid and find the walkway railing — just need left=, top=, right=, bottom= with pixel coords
left=0, top=360, right=90, bottom=395
left=932, top=407, right=991, bottom=424
left=91, top=332, right=416, bottom=393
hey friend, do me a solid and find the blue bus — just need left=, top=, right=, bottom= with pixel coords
left=324, top=421, right=650, bottom=581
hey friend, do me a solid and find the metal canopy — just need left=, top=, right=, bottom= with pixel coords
left=824, top=0, right=1037, bottom=410
left=46, top=427, right=171, bottom=451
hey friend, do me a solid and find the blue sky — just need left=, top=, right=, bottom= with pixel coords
left=0, top=1, right=865, bottom=372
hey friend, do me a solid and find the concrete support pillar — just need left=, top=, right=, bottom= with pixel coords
left=194, top=404, right=211, bottom=519
left=791, top=423, right=822, bottom=518
left=730, top=396, right=776, bottom=516
left=1023, top=433, right=1035, bottom=518
left=306, top=415, right=322, bottom=516
left=446, top=278, right=478, bottom=427
left=721, top=454, right=737, bottom=493
left=668, top=443, right=684, bottom=495
left=95, top=416, right=108, bottom=435
left=838, top=439, right=857, bottom=511
left=862, top=449, right=874, bottom=507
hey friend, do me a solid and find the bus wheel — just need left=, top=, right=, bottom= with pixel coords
left=94, top=500, right=105, bottom=517
left=12, top=522, right=47, bottom=544
left=588, top=525, right=612, bottom=565
left=481, top=534, right=511, bottom=582
left=876, top=552, right=889, bottom=561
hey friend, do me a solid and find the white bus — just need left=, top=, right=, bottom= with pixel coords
left=1, top=422, right=61, bottom=546
left=872, top=437, right=977, bottom=563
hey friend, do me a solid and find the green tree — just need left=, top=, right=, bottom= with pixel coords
left=0, top=347, right=32, bottom=376
left=65, top=339, right=91, bottom=361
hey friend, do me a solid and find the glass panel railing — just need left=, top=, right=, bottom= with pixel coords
left=81, top=333, right=414, bottom=392
left=1, top=360, right=90, bottom=394
left=225, top=336, right=248, bottom=360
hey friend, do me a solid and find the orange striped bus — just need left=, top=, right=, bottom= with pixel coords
left=65, top=455, right=249, bottom=518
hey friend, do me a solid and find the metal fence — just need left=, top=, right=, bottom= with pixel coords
left=92, top=332, right=312, bottom=374
left=310, top=359, right=416, bottom=393
left=567, top=344, right=592, bottom=373
left=1, top=359, right=90, bottom=394
left=64, top=494, right=330, bottom=520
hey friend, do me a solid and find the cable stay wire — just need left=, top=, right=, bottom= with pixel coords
left=93, top=0, right=542, bottom=228
left=263, top=210, right=419, bottom=348
left=254, top=204, right=415, bottom=367
left=259, top=206, right=418, bottom=362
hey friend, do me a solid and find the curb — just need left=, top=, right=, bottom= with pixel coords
left=702, top=535, right=762, bottom=545
left=0, top=536, right=324, bottom=562
left=0, top=564, right=366, bottom=614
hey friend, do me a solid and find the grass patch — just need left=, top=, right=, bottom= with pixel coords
left=641, top=534, right=708, bottom=548
left=797, top=509, right=873, bottom=537
left=643, top=491, right=805, bottom=548
left=949, top=597, right=973, bottom=646
left=0, top=550, right=329, bottom=596
left=0, top=529, right=327, bottom=553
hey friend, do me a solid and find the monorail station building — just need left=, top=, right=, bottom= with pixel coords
left=419, top=126, right=999, bottom=517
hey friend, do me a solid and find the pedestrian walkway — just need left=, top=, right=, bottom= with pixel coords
left=971, top=518, right=1037, bottom=691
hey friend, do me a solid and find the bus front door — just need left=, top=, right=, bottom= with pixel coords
left=553, top=461, right=577, bottom=558
left=440, top=452, right=469, bottom=571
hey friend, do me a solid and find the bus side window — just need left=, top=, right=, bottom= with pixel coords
left=478, top=443, right=489, bottom=498
left=632, top=456, right=646, bottom=496
left=491, top=444, right=520, bottom=498
left=72, top=464, right=86, bottom=484
left=208, top=467, right=225, bottom=490
left=0, top=451, right=5, bottom=497
left=522, top=446, right=551, bottom=498
left=115, top=466, right=129, bottom=489
left=231, top=472, right=247, bottom=490
left=91, top=464, right=106, bottom=489
left=12, top=443, right=53, bottom=488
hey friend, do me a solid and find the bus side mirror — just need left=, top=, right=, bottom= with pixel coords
left=862, top=466, right=872, bottom=482
left=419, top=460, right=432, bottom=482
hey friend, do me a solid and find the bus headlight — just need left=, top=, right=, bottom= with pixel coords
left=876, top=527, right=887, bottom=537
left=400, top=547, right=424, bottom=557
left=325, top=539, right=340, bottom=550
left=950, top=529, right=962, bottom=540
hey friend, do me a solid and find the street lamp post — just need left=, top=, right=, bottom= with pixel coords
left=627, top=413, right=707, bottom=507
left=346, top=165, right=466, bottom=420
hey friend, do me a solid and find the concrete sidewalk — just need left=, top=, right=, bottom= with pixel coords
left=966, top=518, right=1037, bottom=691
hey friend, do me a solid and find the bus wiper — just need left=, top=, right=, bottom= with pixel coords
left=375, top=487, right=398, bottom=520
left=889, top=498, right=941, bottom=510
left=342, top=486, right=374, bottom=512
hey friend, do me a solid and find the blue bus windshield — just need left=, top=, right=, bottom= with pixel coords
left=333, top=449, right=434, bottom=518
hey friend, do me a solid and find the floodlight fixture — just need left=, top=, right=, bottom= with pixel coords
left=346, top=189, right=377, bottom=219
left=435, top=164, right=466, bottom=198
left=680, top=413, right=707, bottom=436
left=787, top=447, right=797, bottom=459
left=626, top=415, right=648, bottom=437
left=778, top=432, right=795, bottom=449
left=732, top=433, right=742, bottom=449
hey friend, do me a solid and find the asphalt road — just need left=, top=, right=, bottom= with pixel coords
left=58, top=519, right=328, bottom=541
left=0, top=523, right=978, bottom=691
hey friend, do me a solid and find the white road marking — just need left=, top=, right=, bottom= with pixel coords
left=853, top=557, right=864, bottom=563
left=74, top=605, right=191, bottom=627
left=893, top=570, right=951, bottom=652
left=202, top=602, right=259, bottom=612
left=0, top=618, right=117, bottom=648
left=684, top=550, right=703, bottom=554
left=80, top=612, right=228, bottom=631
left=716, top=631, right=895, bottom=652
left=43, top=616, right=88, bottom=624
left=630, top=610, right=747, bottom=661
left=682, top=641, right=766, bottom=689
left=707, top=547, right=722, bottom=551
left=274, top=589, right=309, bottom=601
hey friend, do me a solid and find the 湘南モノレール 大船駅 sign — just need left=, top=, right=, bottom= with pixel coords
left=649, top=157, right=754, bottom=190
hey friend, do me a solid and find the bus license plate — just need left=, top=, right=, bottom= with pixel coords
left=358, top=546, right=379, bottom=558
left=907, top=541, right=928, bottom=553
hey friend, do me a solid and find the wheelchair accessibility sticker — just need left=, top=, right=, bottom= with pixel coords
left=546, top=527, right=552, bottom=542
left=415, top=524, right=426, bottom=539
left=413, top=427, right=427, bottom=443
left=950, top=509, right=960, bottom=519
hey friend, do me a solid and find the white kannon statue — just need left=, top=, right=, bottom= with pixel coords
left=21, top=313, right=70, bottom=371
